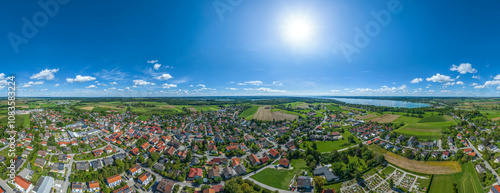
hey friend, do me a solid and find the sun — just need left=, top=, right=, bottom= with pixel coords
left=283, top=17, right=314, bottom=45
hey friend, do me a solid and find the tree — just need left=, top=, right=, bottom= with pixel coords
left=195, top=178, right=204, bottom=184
left=453, top=182, right=458, bottom=193
left=312, top=142, right=317, bottom=150
left=185, top=151, right=192, bottom=163
left=138, top=156, right=145, bottom=164
left=354, top=170, right=362, bottom=181
left=389, top=179, right=394, bottom=189
left=313, top=176, right=324, bottom=193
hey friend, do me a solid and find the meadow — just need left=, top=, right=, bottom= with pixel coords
left=393, top=115, right=456, bottom=140
left=301, top=131, right=360, bottom=153
left=429, top=163, right=483, bottom=193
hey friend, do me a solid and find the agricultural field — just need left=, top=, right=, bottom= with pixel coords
left=239, top=105, right=260, bottom=120
left=356, top=114, right=377, bottom=120
left=252, top=106, right=298, bottom=121
left=0, top=114, right=30, bottom=127
left=369, top=146, right=461, bottom=174
left=325, top=104, right=343, bottom=112
left=368, top=114, right=400, bottom=123
left=393, top=115, right=456, bottom=140
left=429, top=163, right=483, bottom=193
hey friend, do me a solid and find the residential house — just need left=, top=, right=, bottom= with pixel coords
left=188, top=168, right=203, bottom=180
left=105, top=175, right=122, bottom=187
left=279, top=158, right=290, bottom=168
left=138, top=171, right=152, bottom=185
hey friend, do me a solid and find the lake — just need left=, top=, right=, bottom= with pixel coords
left=330, top=98, right=430, bottom=108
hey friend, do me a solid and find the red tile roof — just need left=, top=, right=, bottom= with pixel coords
left=14, top=175, right=32, bottom=190
left=188, top=168, right=203, bottom=178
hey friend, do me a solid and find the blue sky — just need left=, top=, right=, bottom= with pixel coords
left=1, top=0, right=500, bottom=97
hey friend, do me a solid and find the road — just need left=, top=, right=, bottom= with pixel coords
left=467, top=138, right=500, bottom=184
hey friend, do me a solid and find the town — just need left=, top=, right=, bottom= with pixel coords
left=0, top=97, right=499, bottom=193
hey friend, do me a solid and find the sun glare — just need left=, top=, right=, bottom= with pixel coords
left=283, top=16, right=314, bottom=45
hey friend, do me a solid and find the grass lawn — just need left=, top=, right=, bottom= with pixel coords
left=291, top=159, right=308, bottom=170
left=250, top=168, right=294, bottom=190
left=429, top=163, right=482, bottom=193
left=302, top=132, right=360, bottom=153
left=381, top=166, right=395, bottom=176
left=323, top=182, right=342, bottom=193
left=239, top=105, right=260, bottom=120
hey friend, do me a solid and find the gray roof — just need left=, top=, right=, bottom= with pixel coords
left=235, top=164, right=246, bottom=175
left=33, top=176, right=55, bottom=193
left=296, top=176, right=312, bottom=187
left=313, top=167, right=329, bottom=175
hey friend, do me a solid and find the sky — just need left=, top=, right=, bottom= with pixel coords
left=1, top=0, right=500, bottom=97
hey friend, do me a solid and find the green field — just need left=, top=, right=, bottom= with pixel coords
left=0, top=114, right=30, bottom=127
left=302, top=132, right=360, bottom=153
left=393, top=115, right=456, bottom=140
left=290, top=159, right=308, bottom=170
left=251, top=168, right=294, bottom=189
left=419, top=115, right=448, bottom=123
left=381, top=166, right=395, bottom=176
left=429, top=163, right=483, bottom=193
left=325, top=104, right=343, bottom=112
left=251, top=159, right=308, bottom=190
left=239, top=105, right=260, bottom=120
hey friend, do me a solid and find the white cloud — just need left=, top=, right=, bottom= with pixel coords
left=472, top=75, right=480, bottom=79
left=474, top=85, right=486, bottom=89
left=40, top=88, right=48, bottom=91
left=155, top=74, right=173, bottom=80
left=331, top=90, right=340, bottom=92
left=66, top=75, right=96, bottom=83
left=54, top=84, right=60, bottom=87
left=22, top=81, right=44, bottom=87
left=154, top=63, right=161, bottom=70
left=226, top=88, right=238, bottom=90
left=257, top=87, right=286, bottom=92
left=484, top=80, right=500, bottom=87
left=455, top=81, right=464, bottom=85
left=197, top=84, right=206, bottom=88
left=494, top=74, right=500, bottom=80
left=85, top=85, right=97, bottom=88
left=354, top=84, right=407, bottom=93
left=441, top=90, right=452, bottom=93
left=471, top=83, right=478, bottom=86
left=162, top=83, right=177, bottom=89
left=147, top=60, right=158, bottom=64
left=133, top=80, right=154, bottom=86
left=410, top=78, right=423, bottom=83
left=30, top=68, right=59, bottom=80
left=238, top=80, right=263, bottom=86
left=497, top=86, right=500, bottom=91
left=450, top=63, right=477, bottom=74
left=443, top=82, right=455, bottom=86
left=272, top=81, right=283, bottom=86
left=426, top=73, right=454, bottom=83
left=109, top=82, right=118, bottom=85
